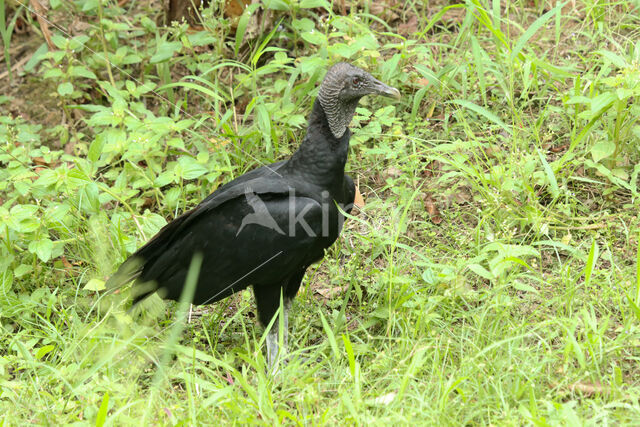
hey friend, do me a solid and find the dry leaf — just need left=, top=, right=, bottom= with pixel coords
left=60, top=256, right=73, bottom=271
left=33, top=156, right=50, bottom=167
left=315, top=285, right=347, bottom=299
left=30, top=0, right=55, bottom=50
left=549, top=144, right=569, bottom=153
left=566, top=381, right=611, bottom=396
left=424, top=195, right=443, bottom=224
left=354, top=184, right=365, bottom=208
left=383, top=166, right=402, bottom=180
left=441, top=8, right=466, bottom=25
left=225, top=0, right=251, bottom=19
left=398, top=15, right=418, bottom=36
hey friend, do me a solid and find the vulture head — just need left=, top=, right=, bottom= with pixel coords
left=318, top=62, right=401, bottom=139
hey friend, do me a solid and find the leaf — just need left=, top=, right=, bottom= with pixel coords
left=150, top=41, right=182, bottom=64
left=8, top=204, right=40, bottom=233
left=29, top=238, right=54, bottom=262
left=84, top=278, right=106, bottom=291
left=354, top=185, right=365, bottom=208
left=35, top=345, right=55, bottom=360
left=626, top=292, right=640, bottom=322
left=598, top=50, right=629, bottom=68
left=590, top=92, right=617, bottom=116
left=57, top=82, right=74, bottom=96
left=467, top=263, right=494, bottom=280
left=142, top=213, right=168, bottom=237
left=319, top=309, right=339, bottom=359
left=537, top=149, right=559, bottom=199
left=175, top=157, right=208, bottom=180
left=24, top=43, right=49, bottom=73
left=512, top=281, right=539, bottom=294
left=342, top=334, right=356, bottom=377
left=14, top=264, right=33, bottom=278
left=69, top=66, right=97, bottom=79
left=299, top=0, right=329, bottom=8
left=414, top=64, right=440, bottom=88
left=88, top=135, right=106, bottom=163
left=510, top=2, right=566, bottom=62
left=235, top=3, right=261, bottom=56
left=96, top=392, right=109, bottom=427
left=50, top=34, right=67, bottom=49
left=584, top=239, right=599, bottom=286
left=591, top=140, right=616, bottom=163
left=262, top=0, right=289, bottom=10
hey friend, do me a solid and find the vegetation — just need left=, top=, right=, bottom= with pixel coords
left=1, top=0, right=640, bottom=424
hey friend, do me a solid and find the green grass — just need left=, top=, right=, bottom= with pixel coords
left=2, top=0, right=640, bottom=424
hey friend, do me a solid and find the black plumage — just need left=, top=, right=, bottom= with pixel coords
left=106, top=62, right=400, bottom=368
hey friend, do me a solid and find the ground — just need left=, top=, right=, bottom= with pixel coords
left=1, top=0, right=640, bottom=424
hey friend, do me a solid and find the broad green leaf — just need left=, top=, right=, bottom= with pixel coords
left=69, top=66, right=97, bottom=79
left=81, top=0, right=99, bottom=12
left=299, top=0, right=329, bottom=8
left=88, top=135, right=106, bottom=163
left=150, top=41, right=182, bottom=64
left=187, top=31, right=217, bottom=47
left=175, top=157, right=208, bottom=180
left=8, top=205, right=40, bottom=233
left=328, top=43, right=357, bottom=59
left=292, top=18, right=315, bottom=32
left=512, top=281, right=539, bottom=294
left=24, top=43, right=48, bottom=73
left=57, top=82, right=74, bottom=96
left=591, top=140, right=616, bottom=163
left=262, top=0, right=289, bottom=10
left=467, top=263, right=494, bottom=280
left=598, top=50, right=629, bottom=68
left=301, top=29, right=326, bottom=45
left=590, top=92, right=617, bottom=116
left=84, top=278, right=106, bottom=291
left=35, top=345, right=55, bottom=360
left=29, top=238, right=54, bottom=262
left=14, top=264, right=33, bottom=278
left=142, top=213, right=168, bottom=236
left=51, top=34, right=67, bottom=49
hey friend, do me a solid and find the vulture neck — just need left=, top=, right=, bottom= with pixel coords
left=288, top=99, right=351, bottom=190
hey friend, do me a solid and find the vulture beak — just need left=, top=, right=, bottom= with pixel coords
left=371, top=78, right=401, bottom=100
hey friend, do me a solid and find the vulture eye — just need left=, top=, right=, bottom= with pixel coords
left=352, top=77, right=360, bottom=85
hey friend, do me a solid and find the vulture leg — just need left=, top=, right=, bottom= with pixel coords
left=282, top=269, right=306, bottom=351
left=253, top=283, right=286, bottom=371
left=253, top=269, right=306, bottom=372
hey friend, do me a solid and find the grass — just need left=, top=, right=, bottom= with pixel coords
left=1, top=0, right=640, bottom=424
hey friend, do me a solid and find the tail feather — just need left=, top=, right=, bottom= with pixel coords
left=105, top=256, right=144, bottom=290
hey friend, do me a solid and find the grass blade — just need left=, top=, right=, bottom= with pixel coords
left=450, top=99, right=512, bottom=134
left=510, top=2, right=567, bottom=62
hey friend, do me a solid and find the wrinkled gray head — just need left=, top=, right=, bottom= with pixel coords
left=318, top=62, right=401, bottom=139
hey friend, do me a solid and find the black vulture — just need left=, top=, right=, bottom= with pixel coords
left=106, top=62, right=401, bottom=369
